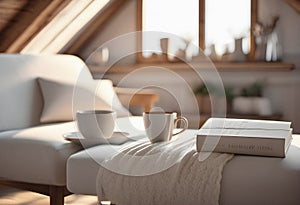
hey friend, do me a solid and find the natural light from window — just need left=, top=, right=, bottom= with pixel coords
left=142, top=0, right=251, bottom=59
left=205, top=0, right=251, bottom=55
left=142, top=0, right=199, bottom=58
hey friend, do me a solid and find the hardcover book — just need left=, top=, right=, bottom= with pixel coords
left=196, top=118, right=292, bottom=157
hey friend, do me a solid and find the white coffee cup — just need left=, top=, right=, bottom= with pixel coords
left=143, top=112, right=188, bottom=143
left=76, top=110, right=116, bottom=139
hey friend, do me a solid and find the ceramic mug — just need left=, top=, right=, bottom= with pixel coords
left=76, top=110, right=116, bottom=138
left=143, top=112, right=188, bottom=143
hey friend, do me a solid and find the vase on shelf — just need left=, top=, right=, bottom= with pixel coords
left=231, top=38, right=247, bottom=62
left=160, top=38, right=169, bottom=61
left=208, top=44, right=219, bottom=61
left=255, top=35, right=268, bottom=61
left=266, top=31, right=282, bottom=62
left=88, top=47, right=109, bottom=66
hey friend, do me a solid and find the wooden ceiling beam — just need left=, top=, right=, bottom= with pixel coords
left=64, top=0, right=129, bottom=55
left=0, top=0, right=27, bottom=9
left=5, top=0, right=71, bottom=53
left=285, top=0, right=300, bottom=13
left=0, top=0, right=28, bottom=32
left=0, top=0, right=71, bottom=53
left=0, top=0, right=52, bottom=52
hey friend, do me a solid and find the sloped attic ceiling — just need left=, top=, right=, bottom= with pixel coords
left=0, top=0, right=28, bottom=31
left=285, top=0, right=300, bottom=13
left=0, top=0, right=128, bottom=54
left=0, top=0, right=69, bottom=52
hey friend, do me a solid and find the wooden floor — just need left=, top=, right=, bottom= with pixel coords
left=0, top=185, right=98, bottom=205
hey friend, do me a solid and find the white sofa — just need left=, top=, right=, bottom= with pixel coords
left=0, top=54, right=132, bottom=205
left=2, top=54, right=300, bottom=205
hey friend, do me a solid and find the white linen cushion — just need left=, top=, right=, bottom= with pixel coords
left=38, top=78, right=130, bottom=123
left=0, top=122, right=82, bottom=186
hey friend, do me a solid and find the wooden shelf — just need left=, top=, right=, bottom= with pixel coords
left=90, top=62, right=295, bottom=75
left=213, top=62, right=294, bottom=71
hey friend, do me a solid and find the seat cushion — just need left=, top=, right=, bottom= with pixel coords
left=0, top=122, right=82, bottom=186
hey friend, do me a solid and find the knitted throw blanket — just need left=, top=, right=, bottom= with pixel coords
left=96, top=130, right=233, bottom=205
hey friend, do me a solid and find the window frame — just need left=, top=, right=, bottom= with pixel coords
left=137, top=0, right=257, bottom=62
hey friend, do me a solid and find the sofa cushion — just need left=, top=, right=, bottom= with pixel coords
left=0, top=122, right=82, bottom=186
left=38, top=78, right=130, bottom=123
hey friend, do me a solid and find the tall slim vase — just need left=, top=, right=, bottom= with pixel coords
left=231, top=38, right=246, bottom=62
left=255, top=35, right=268, bottom=61
left=160, top=38, right=169, bottom=61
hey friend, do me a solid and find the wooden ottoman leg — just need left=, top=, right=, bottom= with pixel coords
left=49, top=185, right=65, bottom=205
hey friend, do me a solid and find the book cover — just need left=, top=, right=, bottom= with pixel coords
left=196, top=118, right=293, bottom=157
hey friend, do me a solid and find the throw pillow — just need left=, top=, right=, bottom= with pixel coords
left=38, top=78, right=130, bottom=123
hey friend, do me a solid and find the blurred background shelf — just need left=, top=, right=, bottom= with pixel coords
left=90, top=62, right=295, bottom=75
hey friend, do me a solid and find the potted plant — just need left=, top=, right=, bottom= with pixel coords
left=194, top=83, right=211, bottom=114
left=194, top=83, right=234, bottom=114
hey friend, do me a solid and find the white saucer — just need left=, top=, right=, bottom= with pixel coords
left=63, top=131, right=129, bottom=147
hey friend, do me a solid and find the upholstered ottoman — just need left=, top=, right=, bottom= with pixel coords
left=67, top=117, right=300, bottom=205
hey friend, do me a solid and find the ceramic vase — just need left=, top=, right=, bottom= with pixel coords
left=266, top=32, right=282, bottom=62
left=209, top=44, right=219, bottom=61
left=255, top=35, right=268, bottom=61
left=231, top=38, right=246, bottom=62
left=160, top=38, right=169, bottom=61
left=160, top=38, right=168, bottom=54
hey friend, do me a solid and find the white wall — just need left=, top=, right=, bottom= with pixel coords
left=80, top=0, right=300, bottom=131
left=80, top=0, right=137, bottom=64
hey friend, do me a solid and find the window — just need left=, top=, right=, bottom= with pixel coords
left=205, top=0, right=251, bottom=55
left=138, top=0, right=257, bottom=61
left=142, top=0, right=199, bottom=59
